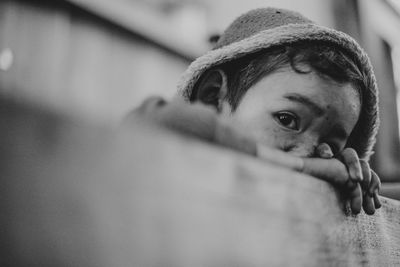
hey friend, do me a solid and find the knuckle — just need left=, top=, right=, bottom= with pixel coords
left=345, top=179, right=357, bottom=191
left=343, top=147, right=357, bottom=156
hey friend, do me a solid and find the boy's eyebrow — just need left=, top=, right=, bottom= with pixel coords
left=283, top=93, right=325, bottom=116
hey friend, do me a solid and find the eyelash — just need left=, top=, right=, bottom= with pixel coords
left=274, top=112, right=300, bottom=131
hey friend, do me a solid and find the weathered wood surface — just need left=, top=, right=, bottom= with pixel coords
left=1, top=98, right=400, bottom=267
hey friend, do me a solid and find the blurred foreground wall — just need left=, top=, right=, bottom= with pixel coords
left=1, top=97, right=400, bottom=266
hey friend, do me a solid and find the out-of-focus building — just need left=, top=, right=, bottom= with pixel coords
left=0, top=0, right=342, bottom=122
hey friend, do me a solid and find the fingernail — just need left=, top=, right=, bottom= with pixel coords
left=321, top=148, right=333, bottom=158
left=317, top=143, right=333, bottom=158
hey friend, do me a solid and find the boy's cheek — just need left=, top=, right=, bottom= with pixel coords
left=230, top=113, right=300, bottom=153
left=255, top=128, right=298, bottom=153
left=277, top=137, right=317, bottom=158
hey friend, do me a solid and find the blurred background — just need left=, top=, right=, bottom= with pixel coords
left=0, top=0, right=400, bottom=195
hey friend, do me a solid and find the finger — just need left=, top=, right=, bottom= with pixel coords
left=369, top=170, right=381, bottom=196
left=362, top=192, right=375, bottom=215
left=349, top=183, right=362, bottom=214
left=344, top=178, right=357, bottom=191
left=257, top=144, right=304, bottom=171
left=341, top=148, right=363, bottom=183
left=374, top=190, right=382, bottom=209
left=360, top=160, right=371, bottom=191
left=302, top=158, right=349, bottom=186
left=316, top=143, right=334, bottom=159
left=215, top=118, right=257, bottom=155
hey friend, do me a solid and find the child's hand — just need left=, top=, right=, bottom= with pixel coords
left=359, top=160, right=382, bottom=213
left=305, top=143, right=381, bottom=215
left=337, top=147, right=381, bottom=215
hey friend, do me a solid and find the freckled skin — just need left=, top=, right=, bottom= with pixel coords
left=220, top=66, right=361, bottom=157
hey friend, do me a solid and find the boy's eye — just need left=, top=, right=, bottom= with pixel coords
left=274, top=112, right=299, bottom=130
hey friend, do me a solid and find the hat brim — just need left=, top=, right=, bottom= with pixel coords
left=178, top=23, right=374, bottom=102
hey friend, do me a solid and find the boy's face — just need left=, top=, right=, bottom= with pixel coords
left=224, top=66, right=361, bottom=157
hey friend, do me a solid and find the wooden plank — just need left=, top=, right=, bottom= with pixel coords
left=0, top=0, right=189, bottom=122
left=381, top=183, right=400, bottom=200
left=65, top=0, right=208, bottom=59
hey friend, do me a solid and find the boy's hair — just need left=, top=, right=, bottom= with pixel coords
left=196, top=42, right=364, bottom=110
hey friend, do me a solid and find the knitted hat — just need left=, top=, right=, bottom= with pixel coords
left=177, top=7, right=379, bottom=160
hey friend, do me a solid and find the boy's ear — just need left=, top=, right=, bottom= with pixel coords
left=193, top=69, right=228, bottom=111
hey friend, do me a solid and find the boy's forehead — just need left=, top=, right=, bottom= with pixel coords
left=254, top=65, right=360, bottom=101
left=242, top=67, right=361, bottom=114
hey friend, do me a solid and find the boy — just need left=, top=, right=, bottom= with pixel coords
left=128, top=8, right=381, bottom=215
